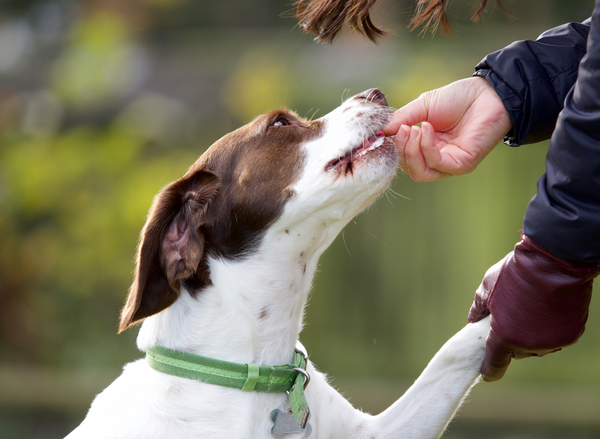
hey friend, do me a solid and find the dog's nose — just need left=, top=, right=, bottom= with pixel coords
left=356, top=88, right=388, bottom=106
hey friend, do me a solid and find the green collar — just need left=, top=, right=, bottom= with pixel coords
left=146, top=345, right=311, bottom=428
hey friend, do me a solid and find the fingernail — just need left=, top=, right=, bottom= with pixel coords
left=396, top=125, right=409, bottom=142
left=409, top=126, right=419, bottom=141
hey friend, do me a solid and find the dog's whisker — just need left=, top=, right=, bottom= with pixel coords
left=341, top=229, right=353, bottom=258
left=383, top=189, right=396, bottom=207
left=351, top=220, right=387, bottom=247
left=387, top=187, right=411, bottom=201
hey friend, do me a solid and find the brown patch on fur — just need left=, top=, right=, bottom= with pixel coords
left=283, top=188, right=297, bottom=200
left=259, top=306, right=269, bottom=320
left=195, top=110, right=322, bottom=258
left=118, top=109, right=323, bottom=332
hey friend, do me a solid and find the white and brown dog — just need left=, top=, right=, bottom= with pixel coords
left=67, top=89, right=490, bottom=439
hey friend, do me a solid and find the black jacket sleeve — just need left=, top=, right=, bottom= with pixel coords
left=523, top=0, right=600, bottom=263
left=474, top=20, right=590, bottom=146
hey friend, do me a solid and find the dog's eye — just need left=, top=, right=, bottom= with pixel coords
left=271, top=117, right=289, bottom=128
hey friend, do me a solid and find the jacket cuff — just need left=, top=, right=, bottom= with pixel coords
left=473, top=68, right=521, bottom=146
left=473, top=21, right=589, bottom=146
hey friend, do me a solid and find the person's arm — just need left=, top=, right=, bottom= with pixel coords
left=475, top=20, right=590, bottom=146
left=469, top=0, right=600, bottom=382
left=383, top=20, right=590, bottom=182
left=522, top=16, right=600, bottom=263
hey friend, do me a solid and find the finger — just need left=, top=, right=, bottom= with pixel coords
left=393, top=125, right=411, bottom=174
left=419, top=123, right=463, bottom=178
left=406, top=125, right=444, bottom=182
left=404, top=126, right=426, bottom=178
left=419, top=122, right=442, bottom=169
left=481, top=329, right=513, bottom=382
left=382, top=99, right=428, bottom=136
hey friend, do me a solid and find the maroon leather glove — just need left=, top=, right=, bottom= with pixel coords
left=468, top=235, right=600, bottom=382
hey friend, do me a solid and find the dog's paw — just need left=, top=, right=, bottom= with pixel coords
left=468, top=315, right=491, bottom=341
left=440, top=316, right=491, bottom=364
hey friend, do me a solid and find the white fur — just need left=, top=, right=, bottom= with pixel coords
left=67, top=93, right=491, bottom=439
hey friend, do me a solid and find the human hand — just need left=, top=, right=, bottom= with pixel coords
left=383, top=77, right=512, bottom=182
left=468, top=235, right=600, bottom=382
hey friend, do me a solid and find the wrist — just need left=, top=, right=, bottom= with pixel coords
left=472, top=76, right=512, bottom=134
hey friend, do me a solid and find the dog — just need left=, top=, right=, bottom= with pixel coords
left=66, top=89, right=490, bottom=439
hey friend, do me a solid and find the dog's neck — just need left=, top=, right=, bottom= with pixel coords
left=136, top=214, right=343, bottom=366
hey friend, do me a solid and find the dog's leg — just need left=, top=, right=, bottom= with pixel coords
left=312, top=317, right=490, bottom=439
left=365, top=317, right=491, bottom=438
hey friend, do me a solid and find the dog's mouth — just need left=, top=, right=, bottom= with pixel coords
left=325, top=131, right=393, bottom=174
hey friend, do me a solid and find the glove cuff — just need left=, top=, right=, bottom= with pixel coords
left=468, top=235, right=600, bottom=325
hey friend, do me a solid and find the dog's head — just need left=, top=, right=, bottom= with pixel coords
left=119, top=89, right=398, bottom=332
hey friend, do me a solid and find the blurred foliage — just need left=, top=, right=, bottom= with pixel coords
left=1, top=0, right=600, bottom=437
left=222, top=46, right=296, bottom=121
left=51, top=12, right=137, bottom=107
left=0, top=125, right=198, bottom=367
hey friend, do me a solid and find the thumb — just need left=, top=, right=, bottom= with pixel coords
left=481, top=328, right=513, bottom=382
left=382, top=98, right=428, bottom=136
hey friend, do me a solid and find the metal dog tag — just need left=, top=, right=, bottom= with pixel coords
left=270, top=409, right=312, bottom=438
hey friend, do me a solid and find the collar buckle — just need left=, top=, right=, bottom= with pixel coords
left=291, top=367, right=310, bottom=391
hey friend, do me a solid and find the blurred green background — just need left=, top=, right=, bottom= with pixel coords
left=1, top=0, right=600, bottom=437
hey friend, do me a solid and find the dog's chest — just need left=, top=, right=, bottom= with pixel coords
left=93, top=360, right=300, bottom=438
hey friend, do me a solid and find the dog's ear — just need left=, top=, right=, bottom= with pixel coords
left=118, top=169, right=220, bottom=333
